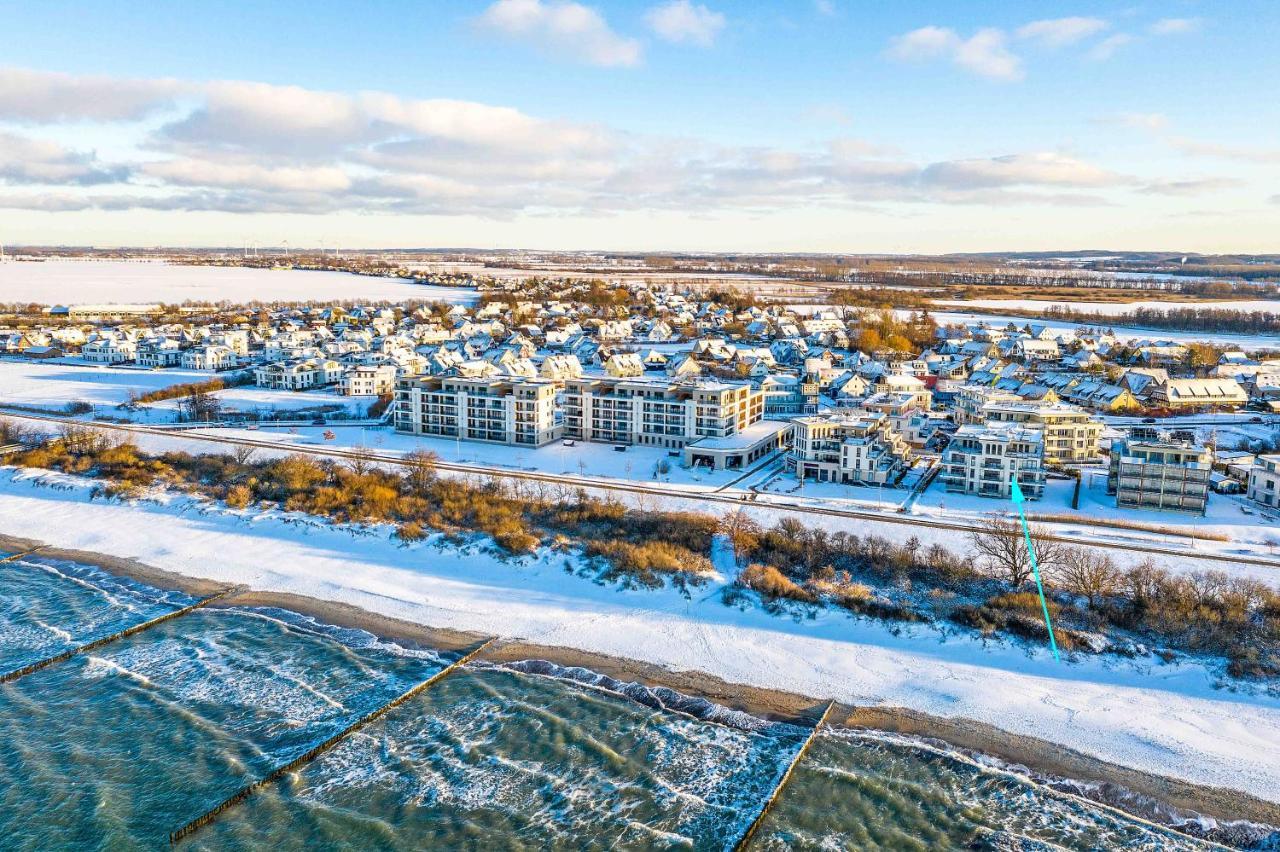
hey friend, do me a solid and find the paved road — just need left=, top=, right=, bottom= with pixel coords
left=3, top=408, right=1277, bottom=571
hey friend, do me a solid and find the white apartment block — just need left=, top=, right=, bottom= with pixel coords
left=980, top=399, right=1102, bottom=464
left=1247, top=454, right=1280, bottom=509
left=341, top=364, right=398, bottom=396
left=394, top=375, right=559, bottom=447
left=789, top=411, right=912, bottom=485
left=81, top=337, right=137, bottom=364
left=941, top=424, right=1046, bottom=500
left=954, top=387, right=1102, bottom=464
left=180, top=345, right=237, bottom=371
left=254, top=358, right=344, bottom=391
left=562, top=376, right=765, bottom=449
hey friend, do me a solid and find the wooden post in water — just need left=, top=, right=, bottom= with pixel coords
left=0, top=588, right=234, bottom=684
left=168, top=636, right=497, bottom=846
left=0, top=546, right=47, bottom=564
left=731, top=700, right=836, bottom=852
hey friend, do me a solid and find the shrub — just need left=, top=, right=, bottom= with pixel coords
left=739, top=563, right=815, bottom=603
left=225, top=485, right=252, bottom=509
left=396, top=521, right=427, bottom=542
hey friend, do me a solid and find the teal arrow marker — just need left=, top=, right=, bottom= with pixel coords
left=1011, top=477, right=1060, bottom=662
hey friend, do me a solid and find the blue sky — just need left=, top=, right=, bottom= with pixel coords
left=0, top=0, right=1276, bottom=252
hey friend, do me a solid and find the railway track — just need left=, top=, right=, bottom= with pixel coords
left=3, top=409, right=1278, bottom=571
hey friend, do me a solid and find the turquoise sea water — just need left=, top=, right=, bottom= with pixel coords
left=0, top=553, right=1242, bottom=850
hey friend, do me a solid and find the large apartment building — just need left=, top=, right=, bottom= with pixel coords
left=940, top=424, right=1046, bottom=500
left=955, top=387, right=1101, bottom=464
left=1107, top=436, right=1212, bottom=514
left=562, top=376, right=765, bottom=449
left=788, top=411, right=912, bottom=485
left=981, top=399, right=1102, bottom=464
left=394, top=375, right=559, bottom=447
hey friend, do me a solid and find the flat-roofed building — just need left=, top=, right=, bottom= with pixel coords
left=980, top=399, right=1102, bottom=464
left=941, top=424, right=1046, bottom=500
left=788, top=411, right=912, bottom=485
left=394, top=374, right=559, bottom=446
left=341, top=364, right=398, bottom=396
left=1246, top=454, right=1280, bottom=510
left=562, top=375, right=765, bottom=449
left=1107, top=437, right=1212, bottom=514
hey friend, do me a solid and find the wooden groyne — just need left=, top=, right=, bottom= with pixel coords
left=0, top=588, right=234, bottom=685
left=168, top=636, right=497, bottom=846
left=0, top=546, right=47, bottom=564
left=731, top=700, right=836, bottom=852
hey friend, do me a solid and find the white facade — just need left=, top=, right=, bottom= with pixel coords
left=394, top=375, right=559, bottom=446
left=941, top=424, right=1046, bottom=500
left=340, top=364, right=398, bottom=396
left=1246, top=454, right=1280, bottom=509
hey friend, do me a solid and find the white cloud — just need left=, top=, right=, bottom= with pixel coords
left=953, top=28, right=1022, bottom=81
left=0, top=67, right=1197, bottom=217
left=921, top=152, right=1125, bottom=189
left=1150, top=18, right=1200, bottom=36
left=0, top=67, right=188, bottom=123
left=888, top=26, right=1022, bottom=81
left=645, top=0, right=725, bottom=47
left=1169, top=137, right=1280, bottom=164
left=888, top=25, right=960, bottom=60
left=0, top=132, right=128, bottom=185
left=1097, top=112, right=1169, bottom=131
left=1016, top=16, right=1108, bottom=47
left=814, top=0, right=836, bottom=16
left=1086, top=33, right=1134, bottom=60
left=476, top=0, right=642, bottom=67
left=1139, top=177, right=1241, bottom=196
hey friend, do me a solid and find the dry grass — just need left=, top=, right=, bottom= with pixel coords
left=1026, top=512, right=1229, bottom=542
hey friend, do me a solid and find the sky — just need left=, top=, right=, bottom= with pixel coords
left=0, top=0, right=1277, bottom=253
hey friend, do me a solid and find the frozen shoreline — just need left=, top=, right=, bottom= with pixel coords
left=1, top=465, right=1279, bottom=827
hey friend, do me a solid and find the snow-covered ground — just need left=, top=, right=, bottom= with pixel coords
left=0, top=360, right=371, bottom=421
left=0, top=464, right=1277, bottom=806
left=0, top=259, right=478, bottom=305
left=925, top=309, right=1280, bottom=350
left=933, top=297, right=1280, bottom=315
left=5, top=406, right=1277, bottom=581
left=188, top=423, right=757, bottom=489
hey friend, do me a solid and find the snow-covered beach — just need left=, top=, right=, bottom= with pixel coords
left=1, top=464, right=1278, bottom=822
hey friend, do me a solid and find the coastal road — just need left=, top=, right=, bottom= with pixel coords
left=3, top=408, right=1278, bottom=573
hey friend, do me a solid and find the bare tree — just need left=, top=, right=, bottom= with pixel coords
left=345, top=445, right=377, bottom=476
left=60, top=423, right=113, bottom=455
left=231, top=445, right=256, bottom=466
left=969, top=514, right=1062, bottom=589
left=401, top=449, right=440, bottom=494
left=1054, top=546, right=1119, bottom=608
left=179, top=387, right=222, bottom=423
left=719, top=508, right=762, bottom=563
left=0, top=416, right=36, bottom=447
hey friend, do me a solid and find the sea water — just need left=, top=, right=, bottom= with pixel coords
left=0, top=554, right=1236, bottom=850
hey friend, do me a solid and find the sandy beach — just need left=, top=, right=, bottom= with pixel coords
left=4, top=530, right=1277, bottom=832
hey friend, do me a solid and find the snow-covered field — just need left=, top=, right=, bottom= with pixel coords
left=0, top=259, right=478, bottom=305
left=0, top=464, right=1277, bottom=806
left=0, top=360, right=370, bottom=421
left=934, top=297, right=1280, bottom=315
left=926, top=309, right=1280, bottom=350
